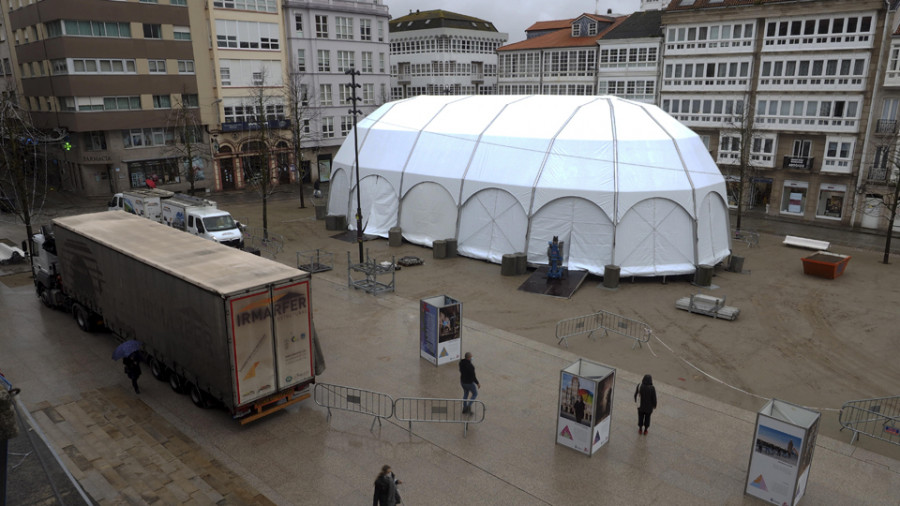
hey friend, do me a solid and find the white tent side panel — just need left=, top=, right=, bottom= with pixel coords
left=399, top=182, right=458, bottom=246
left=326, top=167, right=352, bottom=224
left=528, top=198, right=613, bottom=275
left=696, top=192, right=732, bottom=266
left=458, top=189, right=528, bottom=263
left=348, top=175, right=398, bottom=237
left=615, top=198, right=696, bottom=276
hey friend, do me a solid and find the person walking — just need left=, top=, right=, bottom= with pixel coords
left=123, top=352, right=142, bottom=394
left=373, top=465, right=401, bottom=506
left=459, top=352, right=480, bottom=414
left=634, top=374, right=657, bottom=435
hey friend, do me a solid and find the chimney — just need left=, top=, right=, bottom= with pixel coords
left=607, top=8, right=612, bottom=14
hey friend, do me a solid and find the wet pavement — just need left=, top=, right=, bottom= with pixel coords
left=1, top=188, right=899, bottom=505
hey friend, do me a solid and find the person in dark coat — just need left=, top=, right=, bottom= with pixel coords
left=459, top=352, right=480, bottom=414
left=634, top=374, right=657, bottom=435
left=373, top=465, right=400, bottom=506
left=123, top=352, right=142, bottom=394
left=574, top=396, right=586, bottom=424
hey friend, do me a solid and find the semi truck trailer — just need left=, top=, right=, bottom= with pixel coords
left=32, top=211, right=323, bottom=423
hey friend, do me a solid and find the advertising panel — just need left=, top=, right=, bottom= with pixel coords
left=420, top=295, right=462, bottom=365
left=746, top=414, right=805, bottom=505
left=272, top=280, right=313, bottom=389
left=229, top=289, right=278, bottom=405
left=557, top=372, right=597, bottom=454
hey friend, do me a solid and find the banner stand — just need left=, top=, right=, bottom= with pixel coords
left=555, top=358, right=616, bottom=456
left=419, top=295, right=462, bottom=366
left=745, top=398, right=820, bottom=505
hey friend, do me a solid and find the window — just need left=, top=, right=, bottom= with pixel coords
left=316, top=15, right=328, bottom=38
left=360, top=19, right=371, bottom=41
left=322, top=117, right=334, bottom=138
left=252, top=72, right=263, bottom=86
left=378, top=20, right=384, bottom=41
left=86, top=131, right=107, bottom=151
left=215, top=20, right=279, bottom=50
left=63, top=96, right=141, bottom=112
left=341, top=115, right=354, bottom=136
left=143, top=24, right=161, bottom=39
left=823, top=136, right=854, bottom=172
left=780, top=181, right=808, bottom=214
left=47, top=20, right=132, bottom=38
left=295, top=14, right=303, bottom=36
left=220, top=65, right=231, bottom=86
left=792, top=139, right=811, bottom=157
left=337, top=50, right=354, bottom=72
left=153, top=94, right=171, bottom=109
left=300, top=84, right=309, bottom=106
left=177, top=60, right=194, bottom=74
left=319, top=84, right=332, bottom=106
left=213, top=0, right=276, bottom=12
left=361, top=52, right=373, bottom=73
left=379, top=53, right=385, bottom=73
left=68, top=58, right=136, bottom=74
left=147, top=60, right=166, bottom=74
left=816, top=185, right=846, bottom=219
left=173, top=27, right=190, bottom=41
left=122, top=127, right=174, bottom=148
left=182, top=94, right=198, bottom=108
left=336, top=17, right=353, bottom=40
left=317, top=50, right=330, bottom=72
left=717, top=132, right=741, bottom=164
left=171, top=0, right=187, bottom=5
left=297, top=49, right=306, bottom=72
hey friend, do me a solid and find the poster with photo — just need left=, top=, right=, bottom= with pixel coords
left=556, top=372, right=596, bottom=454
left=746, top=415, right=805, bottom=505
left=590, top=371, right=615, bottom=452
left=419, top=300, right=438, bottom=364
left=419, top=295, right=462, bottom=365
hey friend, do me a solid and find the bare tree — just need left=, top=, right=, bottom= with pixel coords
left=242, top=72, right=288, bottom=239
left=167, top=93, right=208, bottom=195
left=0, top=92, right=64, bottom=264
left=722, top=95, right=760, bottom=234
left=284, top=72, right=321, bottom=208
left=861, top=136, right=900, bottom=264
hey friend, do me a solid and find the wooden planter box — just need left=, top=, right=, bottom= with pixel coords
left=802, top=251, right=851, bottom=279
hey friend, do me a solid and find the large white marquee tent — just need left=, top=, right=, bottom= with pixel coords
left=326, top=95, right=732, bottom=277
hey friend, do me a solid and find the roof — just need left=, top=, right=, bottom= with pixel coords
left=499, top=15, right=626, bottom=51
left=525, top=19, right=574, bottom=32
left=666, top=0, right=814, bottom=11
left=389, top=9, right=498, bottom=33
left=600, top=10, right=663, bottom=40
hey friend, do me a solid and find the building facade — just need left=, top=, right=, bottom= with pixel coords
left=283, top=0, right=390, bottom=184
left=2, top=0, right=217, bottom=196
left=661, top=0, right=889, bottom=228
left=389, top=9, right=507, bottom=99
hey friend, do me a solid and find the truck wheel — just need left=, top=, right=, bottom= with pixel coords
left=150, top=359, right=168, bottom=381
left=74, top=305, right=92, bottom=332
left=189, top=384, right=209, bottom=408
left=39, top=289, right=53, bottom=308
left=168, top=371, right=186, bottom=393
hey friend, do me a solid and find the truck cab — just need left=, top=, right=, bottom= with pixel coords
left=187, top=207, right=245, bottom=249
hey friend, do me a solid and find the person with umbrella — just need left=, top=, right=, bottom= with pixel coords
left=113, top=340, right=143, bottom=394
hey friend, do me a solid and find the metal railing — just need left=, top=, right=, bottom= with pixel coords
left=243, top=226, right=285, bottom=258
left=394, top=397, right=486, bottom=437
left=297, top=249, right=334, bottom=273
left=732, top=228, right=760, bottom=248
left=839, top=396, right=900, bottom=446
left=314, top=383, right=394, bottom=431
left=556, top=310, right=652, bottom=349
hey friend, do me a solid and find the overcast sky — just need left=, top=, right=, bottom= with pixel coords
left=384, top=0, right=643, bottom=43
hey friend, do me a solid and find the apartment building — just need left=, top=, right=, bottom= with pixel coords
left=208, top=0, right=292, bottom=192
left=389, top=9, right=507, bottom=98
left=497, top=14, right=622, bottom=96
left=283, top=0, right=390, bottom=184
left=661, top=0, right=889, bottom=228
left=1, top=0, right=216, bottom=196
left=595, top=10, right=663, bottom=103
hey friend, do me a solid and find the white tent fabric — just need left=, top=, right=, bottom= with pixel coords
left=327, top=95, right=731, bottom=277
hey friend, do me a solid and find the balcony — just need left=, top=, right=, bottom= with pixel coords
left=782, top=155, right=815, bottom=170
left=875, top=119, right=898, bottom=135
left=865, top=165, right=897, bottom=185
left=471, top=73, right=484, bottom=83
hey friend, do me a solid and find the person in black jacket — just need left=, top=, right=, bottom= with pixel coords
left=459, top=352, right=480, bottom=414
left=123, top=352, right=142, bottom=394
left=373, top=465, right=400, bottom=506
left=634, top=374, right=657, bottom=435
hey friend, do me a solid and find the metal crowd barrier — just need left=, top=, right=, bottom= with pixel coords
left=314, top=383, right=394, bottom=431
left=556, top=310, right=652, bottom=349
left=297, top=249, right=334, bottom=273
left=393, top=397, right=486, bottom=437
left=839, top=396, right=900, bottom=446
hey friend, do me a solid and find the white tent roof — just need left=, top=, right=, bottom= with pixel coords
left=328, top=95, right=731, bottom=277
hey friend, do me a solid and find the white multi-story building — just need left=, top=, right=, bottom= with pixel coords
left=661, top=0, right=889, bottom=228
left=389, top=9, right=507, bottom=98
left=595, top=10, right=663, bottom=103
left=497, top=14, right=621, bottom=96
left=284, top=0, right=390, bottom=183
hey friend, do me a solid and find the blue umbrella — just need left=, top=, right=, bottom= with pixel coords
left=112, top=340, right=142, bottom=361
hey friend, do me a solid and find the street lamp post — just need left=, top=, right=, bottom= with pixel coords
left=345, top=68, right=364, bottom=263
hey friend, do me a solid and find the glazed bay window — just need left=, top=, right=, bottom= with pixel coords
left=215, top=20, right=279, bottom=50
left=717, top=133, right=741, bottom=164
left=750, top=135, right=776, bottom=167
left=822, top=136, right=854, bottom=173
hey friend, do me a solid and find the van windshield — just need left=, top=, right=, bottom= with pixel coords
left=203, top=215, right=238, bottom=232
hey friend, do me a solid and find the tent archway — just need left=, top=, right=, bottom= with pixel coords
left=399, top=182, right=458, bottom=246
left=696, top=192, right=731, bottom=267
left=458, top=188, right=527, bottom=263
left=349, top=175, right=398, bottom=236
left=615, top=198, right=694, bottom=277
left=527, top=197, right=614, bottom=273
